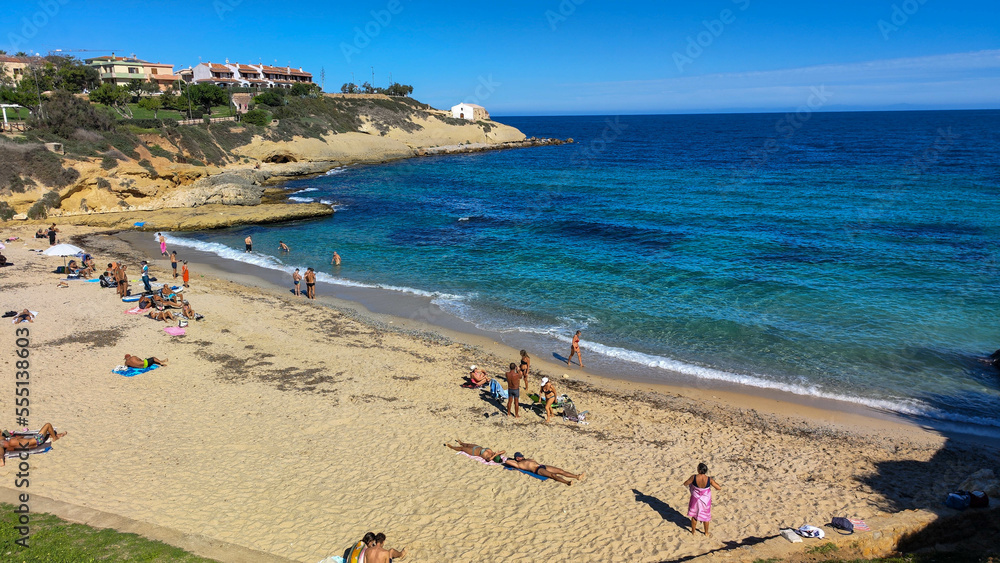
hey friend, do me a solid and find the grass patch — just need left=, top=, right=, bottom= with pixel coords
left=147, top=144, right=173, bottom=160
left=807, top=541, right=839, bottom=555
left=0, top=502, right=216, bottom=562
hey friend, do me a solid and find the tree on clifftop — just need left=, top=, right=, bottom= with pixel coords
left=187, top=83, right=227, bottom=115
left=385, top=82, right=414, bottom=97
left=137, top=96, right=163, bottom=118
left=340, top=82, right=359, bottom=94
left=89, top=83, right=132, bottom=118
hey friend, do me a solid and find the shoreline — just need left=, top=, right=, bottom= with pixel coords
left=4, top=223, right=998, bottom=563
left=128, top=229, right=1000, bottom=445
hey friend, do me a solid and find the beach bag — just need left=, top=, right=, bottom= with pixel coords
left=969, top=491, right=989, bottom=508
left=945, top=491, right=971, bottom=510
left=178, top=320, right=189, bottom=328
left=829, top=517, right=854, bottom=534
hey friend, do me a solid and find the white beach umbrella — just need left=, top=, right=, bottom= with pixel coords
left=42, top=243, right=85, bottom=270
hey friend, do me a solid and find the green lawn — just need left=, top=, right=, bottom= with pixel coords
left=91, top=103, right=237, bottom=121
left=1, top=107, right=31, bottom=121
left=0, top=503, right=216, bottom=562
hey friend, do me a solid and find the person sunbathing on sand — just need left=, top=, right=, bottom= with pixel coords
left=444, top=439, right=505, bottom=462
left=1, top=423, right=66, bottom=466
left=504, top=452, right=585, bottom=486
left=363, top=533, right=406, bottom=563
left=124, top=354, right=167, bottom=368
left=147, top=308, right=176, bottom=322
left=14, top=309, right=34, bottom=324
left=469, top=365, right=490, bottom=385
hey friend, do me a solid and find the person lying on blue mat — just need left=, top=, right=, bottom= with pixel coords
left=504, top=452, right=586, bottom=486
left=1, top=423, right=65, bottom=466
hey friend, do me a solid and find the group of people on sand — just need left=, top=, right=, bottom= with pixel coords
left=347, top=531, right=405, bottom=563
left=470, top=347, right=565, bottom=423
left=444, top=439, right=586, bottom=486
left=137, top=284, right=201, bottom=323
left=292, top=267, right=317, bottom=298
left=35, top=224, right=59, bottom=246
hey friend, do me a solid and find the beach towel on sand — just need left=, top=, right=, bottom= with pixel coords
left=112, top=364, right=159, bottom=377
left=504, top=465, right=549, bottom=481
left=3, top=443, right=52, bottom=459
left=124, top=306, right=150, bottom=314
left=489, top=379, right=508, bottom=401
left=163, top=326, right=186, bottom=336
left=849, top=518, right=870, bottom=531
left=456, top=451, right=505, bottom=466
left=688, top=483, right=713, bottom=522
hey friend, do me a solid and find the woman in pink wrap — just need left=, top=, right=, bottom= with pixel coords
left=684, top=462, right=722, bottom=536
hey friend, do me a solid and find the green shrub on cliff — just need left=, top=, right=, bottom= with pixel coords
left=0, top=201, right=14, bottom=221
left=26, top=190, right=61, bottom=219
left=0, top=141, right=79, bottom=196
left=242, top=108, right=270, bottom=127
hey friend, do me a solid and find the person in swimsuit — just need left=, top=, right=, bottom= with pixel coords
left=331, top=251, right=341, bottom=266
left=292, top=268, right=302, bottom=296
left=363, top=533, right=406, bottom=563
left=245, top=235, right=253, bottom=253
left=305, top=267, right=316, bottom=299
left=505, top=452, right=585, bottom=486
left=147, top=307, right=176, bottom=322
left=540, top=377, right=557, bottom=423
left=171, top=251, right=178, bottom=278
left=124, top=354, right=168, bottom=369
left=567, top=330, right=584, bottom=367
left=347, top=532, right=376, bottom=563
left=279, top=241, right=290, bottom=252
left=444, top=439, right=505, bottom=462
left=182, top=261, right=190, bottom=288
left=505, top=362, right=522, bottom=418
left=469, top=365, right=489, bottom=386
left=684, top=462, right=722, bottom=536
left=519, top=350, right=531, bottom=387
left=1, top=423, right=66, bottom=466
left=13, top=309, right=34, bottom=324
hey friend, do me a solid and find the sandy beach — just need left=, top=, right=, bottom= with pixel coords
left=1, top=223, right=997, bottom=562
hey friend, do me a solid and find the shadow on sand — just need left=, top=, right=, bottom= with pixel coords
left=632, top=489, right=690, bottom=532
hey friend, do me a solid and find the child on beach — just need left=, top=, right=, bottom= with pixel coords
left=684, top=463, right=722, bottom=536
left=171, top=251, right=178, bottom=278
left=182, top=261, right=190, bottom=288
left=158, top=233, right=167, bottom=256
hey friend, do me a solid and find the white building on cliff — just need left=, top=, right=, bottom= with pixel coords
left=451, top=103, right=489, bottom=121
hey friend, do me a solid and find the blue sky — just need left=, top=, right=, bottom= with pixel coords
left=5, top=0, right=998, bottom=115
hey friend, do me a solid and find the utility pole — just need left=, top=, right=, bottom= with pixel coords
left=371, top=67, right=374, bottom=88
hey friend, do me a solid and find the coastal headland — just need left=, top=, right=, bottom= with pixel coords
left=1, top=224, right=997, bottom=562
left=1, top=94, right=570, bottom=229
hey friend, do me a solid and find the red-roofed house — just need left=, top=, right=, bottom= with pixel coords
left=187, top=60, right=313, bottom=89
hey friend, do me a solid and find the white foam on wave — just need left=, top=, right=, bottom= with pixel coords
left=288, top=196, right=314, bottom=203
left=319, top=199, right=334, bottom=205
left=291, top=188, right=318, bottom=194
left=163, top=234, right=466, bottom=302
left=325, top=167, right=347, bottom=176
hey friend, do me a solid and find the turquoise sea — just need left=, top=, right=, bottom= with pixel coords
left=167, top=111, right=1000, bottom=431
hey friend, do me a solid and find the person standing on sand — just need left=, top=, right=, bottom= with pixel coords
left=292, top=268, right=302, bottom=296
left=170, top=251, right=178, bottom=278
left=158, top=233, right=168, bottom=256
left=519, top=349, right=531, bottom=387
left=540, top=377, right=557, bottom=423
left=305, top=267, right=316, bottom=299
left=505, top=362, right=522, bottom=417
left=331, top=251, right=341, bottom=266
left=567, top=330, right=584, bottom=367
left=245, top=235, right=253, bottom=253
left=181, top=261, right=190, bottom=288
left=363, top=533, right=406, bottom=563
left=47, top=224, right=58, bottom=246
left=684, top=463, right=722, bottom=536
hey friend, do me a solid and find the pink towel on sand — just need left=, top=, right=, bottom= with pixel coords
left=688, top=484, right=712, bottom=522
left=849, top=518, right=870, bottom=531
left=125, top=306, right=149, bottom=314
left=163, top=326, right=185, bottom=336
left=456, top=451, right=506, bottom=466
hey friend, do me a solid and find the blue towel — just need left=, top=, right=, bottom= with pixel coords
left=489, top=379, right=508, bottom=401
left=113, top=364, right=160, bottom=377
left=134, top=222, right=146, bottom=227
left=85, top=278, right=100, bottom=283
left=504, top=466, right=548, bottom=481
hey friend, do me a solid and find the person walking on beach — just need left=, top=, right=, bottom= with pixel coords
left=292, top=268, right=302, bottom=296
left=245, top=235, right=253, bottom=253
left=170, top=251, right=178, bottom=278
left=519, top=349, right=531, bottom=387
left=182, top=261, right=190, bottom=288
left=504, top=452, right=585, bottom=486
left=567, top=330, right=584, bottom=368
left=304, top=267, right=316, bottom=299
left=331, top=251, right=341, bottom=266
left=158, top=233, right=168, bottom=256
left=505, top=362, right=522, bottom=417
left=279, top=241, right=290, bottom=252
left=364, top=533, right=406, bottom=563
left=684, top=463, right=722, bottom=536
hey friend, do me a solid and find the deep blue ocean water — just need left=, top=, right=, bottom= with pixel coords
left=170, top=111, right=1000, bottom=430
